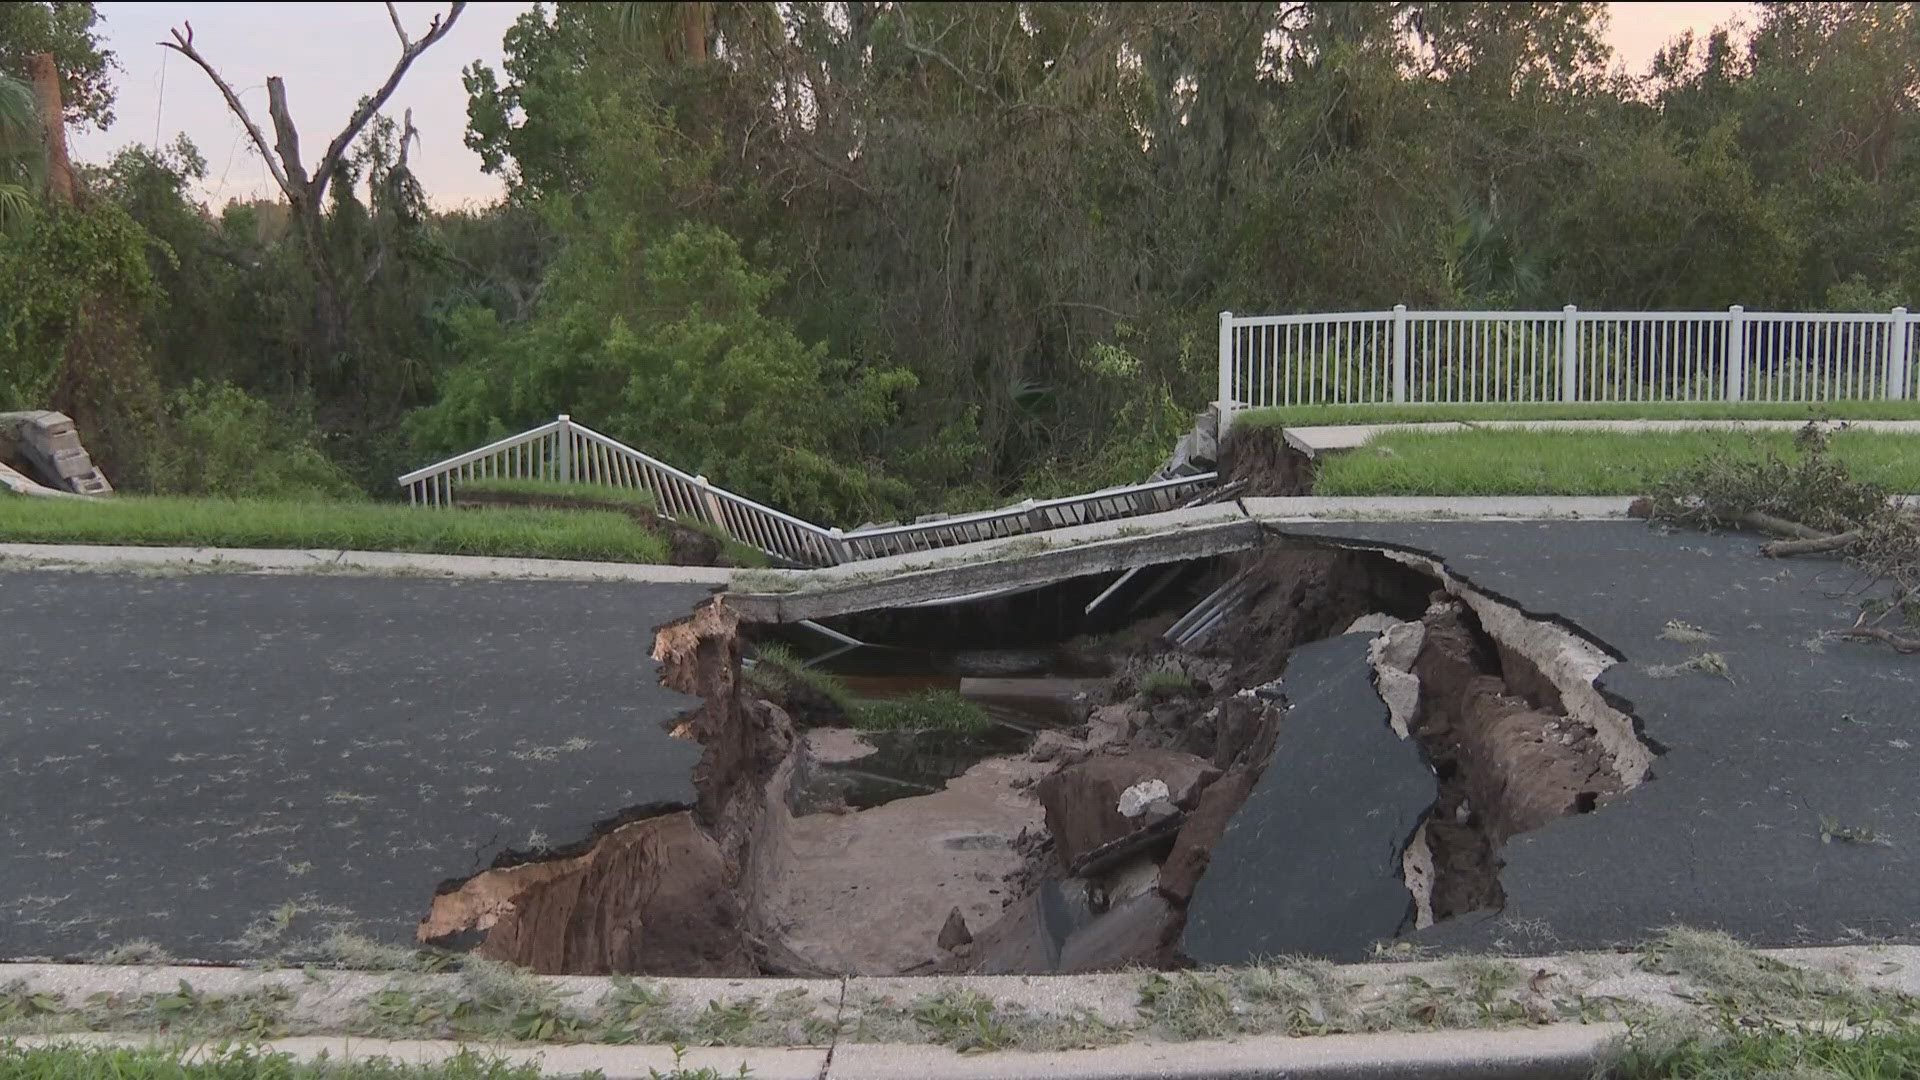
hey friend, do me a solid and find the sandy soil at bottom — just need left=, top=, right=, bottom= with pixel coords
left=769, top=735, right=1049, bottom=974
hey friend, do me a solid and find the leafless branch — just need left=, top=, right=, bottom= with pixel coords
left=266, top=77, right=312, bottom=200
left=385, top=2, right=412, bottom=49
left=311, top=3, right=465, bottom=206
left=158, top=22, right=293, bottom=197
left=161, top=4, right=463, bottom=211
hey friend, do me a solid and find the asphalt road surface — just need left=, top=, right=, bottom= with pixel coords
left=0, top=571, right=714, bottom=962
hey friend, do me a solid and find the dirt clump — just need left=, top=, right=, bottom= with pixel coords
left=1217, top=424, right=1317, bottom=496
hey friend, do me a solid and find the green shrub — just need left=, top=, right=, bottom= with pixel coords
left=1137, top=668, right=1198, bottom=702
left=743, top=643, right=858, bottom=716
left=147, top=381, right=360, bottom=500
left=850, top=690, right=991, bottom=735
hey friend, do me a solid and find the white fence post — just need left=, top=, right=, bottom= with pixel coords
left=1890, top=307, right=1912, bottom=400
left=1216, top=311, right=1234, bottom=434
left=1725, top=306, right=1746, bottom=402
left=555, top=413, right=572, bottom=483
left=695, top=475, right=729, bottom=535
left=1559, top=305, right=1580, bottom=402
left=1391, top=304, right=1409, bottom=403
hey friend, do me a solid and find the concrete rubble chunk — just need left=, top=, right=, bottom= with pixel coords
left=1344, top=612, right=1401, bottom=635
left=1190, top=428, right=1218, bottom=469
left=1035, top=750, right=1221, bottom=868
left=1117, top=778, right=1172, bottom=818
left=1367, top=618, right=1428, bottom=739
left=0, top=410, right=112, bottom=495
left=1181, top=633, right=1437, bottom=964
left=936, top=906, right=972, bottom=951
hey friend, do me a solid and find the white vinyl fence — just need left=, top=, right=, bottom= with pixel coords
left=1218, top=305, right=1917, bottom=414
left=398, top=416, right=1216, bottom=567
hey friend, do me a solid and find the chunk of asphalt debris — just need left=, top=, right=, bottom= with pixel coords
left=1181, top=632, right=1437, bottom=964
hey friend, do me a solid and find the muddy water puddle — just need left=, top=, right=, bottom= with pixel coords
left=799, top=646, right=1105, bottom=810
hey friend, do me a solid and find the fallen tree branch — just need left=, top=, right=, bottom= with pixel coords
left=1834, top=626, right=1920, bottom=653
left=1738, top=511, right=1830, bottom=541
left=1760, top=530, right=1864, bottom=558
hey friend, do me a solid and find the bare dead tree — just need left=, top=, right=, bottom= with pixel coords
left=160, top=3, right=465, bottom=375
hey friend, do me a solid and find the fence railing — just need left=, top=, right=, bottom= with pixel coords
left=398, top=416, right=1216, bottom=567
left=1217, top=305, right=1917, bottom=415
left=398, top=416, right=847, bottom=566
left=836, top=474, right=1218, bottom=561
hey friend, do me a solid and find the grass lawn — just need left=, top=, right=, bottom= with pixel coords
left=1312, top=428, right=1920, bottom=496
left=1600, top=1019, right=1920, bottom=1079
left=458, top=477, right=659, bottom=511
left=1239, top=399, right=1920, bottom=429
left=0, top=494, right=670, bottom=564
left=459, top=479, right=771, bottom=568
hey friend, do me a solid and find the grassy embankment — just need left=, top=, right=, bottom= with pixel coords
left=0, top=493, right=670, bottom=564
left=1308, top=428, right=1920, bottom=496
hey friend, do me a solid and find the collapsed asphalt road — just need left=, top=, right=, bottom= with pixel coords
left=0, top=571, right=712, bottom=963
left=1275, top=521, right=1920, bottom=952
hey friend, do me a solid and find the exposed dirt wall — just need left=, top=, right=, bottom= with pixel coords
left=1222, top=545, right=1434, bottom=690
left=420, top=598, right=804, bottom=975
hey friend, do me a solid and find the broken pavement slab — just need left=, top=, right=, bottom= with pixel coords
left=1182, top=633, right=1436, bottom=965
left=0, top=572, right=711, bottom=963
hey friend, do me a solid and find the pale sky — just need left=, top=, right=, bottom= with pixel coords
left=69, top=1, right=1754, bottom=211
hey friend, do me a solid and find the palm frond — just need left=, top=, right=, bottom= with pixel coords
left=0, top=74, right=38, bottom=153
left=0, top=182, right=37, bottom=238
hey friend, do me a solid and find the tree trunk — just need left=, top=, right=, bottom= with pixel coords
left=26, top=53, right=72, bottom=205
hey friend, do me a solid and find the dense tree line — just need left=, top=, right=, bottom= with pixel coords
left=1, top=2, right=1916, bottom=522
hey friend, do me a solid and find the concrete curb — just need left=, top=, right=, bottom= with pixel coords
left=7, top=946, right=1918, bottom=1076
left=6, top=1026, right=1619, bottom=1079
left=831, top=1026, right=1619, bottom=1079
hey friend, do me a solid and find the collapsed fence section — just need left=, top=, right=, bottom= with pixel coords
left=399, top=417, right=1218, bottom=567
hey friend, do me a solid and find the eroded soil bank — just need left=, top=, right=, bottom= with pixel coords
left=423, top=525, right=1654, bottom=977
left=422, top=598, right=805, bottom=975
